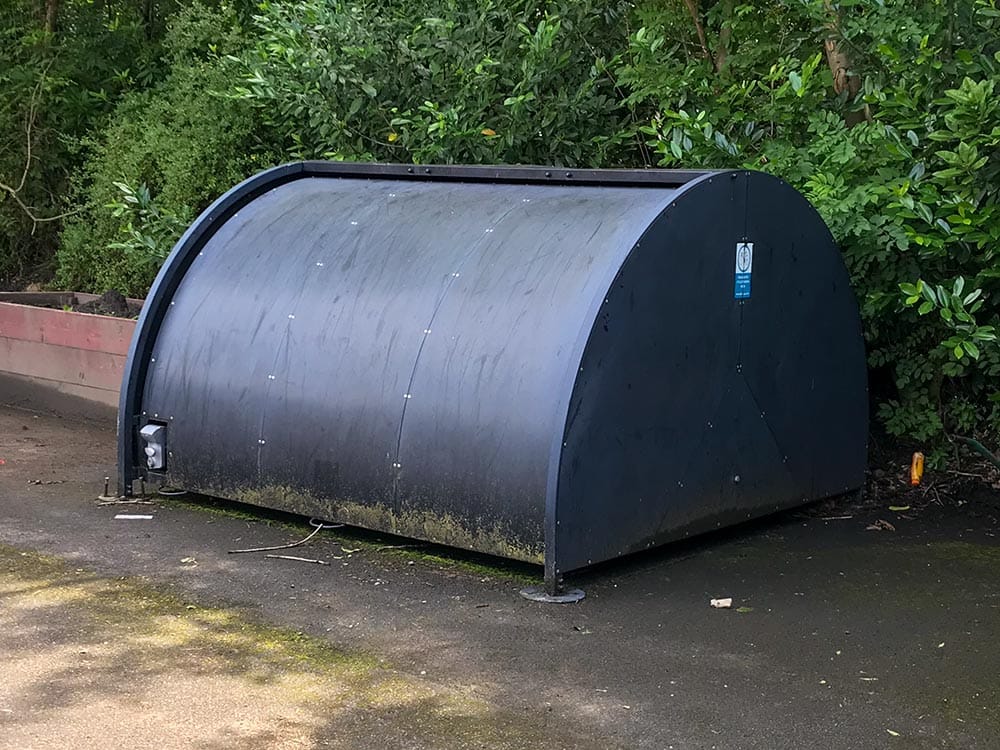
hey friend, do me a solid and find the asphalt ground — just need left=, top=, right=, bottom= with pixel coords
left=1, top=403, right=998, bottom=749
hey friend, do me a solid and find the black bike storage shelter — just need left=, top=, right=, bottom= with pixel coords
left=119, top=162, right=868, bottom=596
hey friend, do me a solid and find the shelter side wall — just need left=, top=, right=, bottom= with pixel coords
left=554, top=172, right=868, bottom=574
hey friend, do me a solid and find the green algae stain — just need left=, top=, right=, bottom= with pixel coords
left=159, top=492, right=541, bottom=585
left=231, top=484, right=544, bottom=565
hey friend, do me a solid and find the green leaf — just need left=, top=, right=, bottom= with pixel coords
left=918, top=300, right=933, bottom=315
left=962, top=341, right=980, bottom=359
left=963, top=289, right=982, bottom=305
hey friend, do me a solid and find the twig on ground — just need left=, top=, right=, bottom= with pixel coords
left=265, top=554, right=330, bottom=565
left=228, top=518, right=342, bottom=554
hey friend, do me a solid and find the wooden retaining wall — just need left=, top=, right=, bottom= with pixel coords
left=0, top=302, right=136, bottom=410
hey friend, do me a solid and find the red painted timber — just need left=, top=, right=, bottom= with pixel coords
left=0, top=337, right=127, bottom=393
left=0, top=302, right=135, bottom=356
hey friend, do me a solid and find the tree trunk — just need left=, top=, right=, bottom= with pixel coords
left=44, top=0, right=58, bottom=33
left=822, top=0, right=870, bottom=126
left=682, top=0, right=712, bottom=64
left=714, top=0, right=735, bottom=73
left=143, top=0, right=156, bottom=40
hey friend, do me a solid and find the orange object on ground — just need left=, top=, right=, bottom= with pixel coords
left=910, top=452, right=925, bottom=486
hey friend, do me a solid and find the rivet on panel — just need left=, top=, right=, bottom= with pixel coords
left=403, top=393, right=412, bottom=399
left=389, top=193, right=396, bottom=198
left=150, top=358, right=156, bottom=363
left=153, top=413, right=159, bottom=418
left=734, top=474, right=741, bottom=483
left=544, top=171, right=552, bottom=177
left=350, top=221, right=358, bottom=226
left=485, top=228, right=494, bottom=233
left=522, top=198, right=531, bottom=203
left=451, top=272, right=460, bottom=278
left=288, top=314, right=295, bottom=319
left=392, top=462, right=402, bottom=469
left=268, top=375, right=276, bottom=380
left=316, top=262, right=324, bottom=267
left=423, top=329, right=432, bottom=334
left=258, top=439, right=266, bottom=445
left=565, top=172, right=572, bottom=178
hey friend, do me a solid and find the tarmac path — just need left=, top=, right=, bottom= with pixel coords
left=1, top=404, right=998, bottom=749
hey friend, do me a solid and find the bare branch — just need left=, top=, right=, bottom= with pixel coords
left=0, top=180, right=80, bottom=233
left=16, top=67, right=48, bottom=194
left=0, top=61, right=77, bottom=232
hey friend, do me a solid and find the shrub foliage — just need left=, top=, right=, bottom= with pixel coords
left=1, top=0, right=998, bottom=452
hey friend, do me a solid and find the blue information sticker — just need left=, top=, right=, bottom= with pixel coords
left=734, top=242, right=753, bottom=299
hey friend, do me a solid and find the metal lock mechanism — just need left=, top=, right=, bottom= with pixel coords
left=139, top=423, right=167, bottom=471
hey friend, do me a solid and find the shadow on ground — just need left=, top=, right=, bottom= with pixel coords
left=0, top=545, right=601, bottom=749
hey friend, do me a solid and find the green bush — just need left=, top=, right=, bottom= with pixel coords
left=230, top=0, right=633, bottom=166
left=5, top=0, right=1000, bottom=456
left=56, top=3, right=279, bottom=296
left=0, top=0, right=164, bottom=285
left=615, top=0, right=1000, bottom=454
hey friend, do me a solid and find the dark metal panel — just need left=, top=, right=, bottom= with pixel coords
left=118, top=163, right=307, bottom=493
left=739, top=176, right=868, bottom=500
left=395, top=185, right=676, bottom=562
left=554, top=172, right=867, bottom=574
left=138, top=174, right=677, bottom=559
left=143, top=179, right=523, bottom=506
left=119, top=162, right=712, bottom=494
